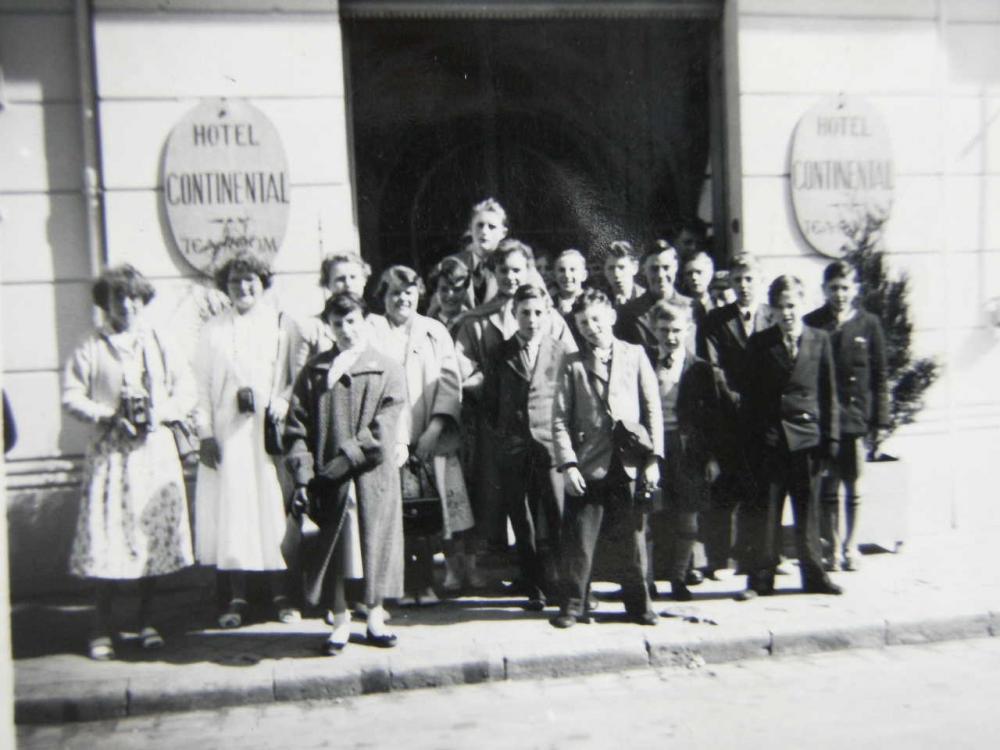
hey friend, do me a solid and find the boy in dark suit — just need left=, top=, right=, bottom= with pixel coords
left=696, top=253, right=772, bottom=578
left=648, top=301, right=729, bottom=600
left=603, top=240, right=645, bottom=309
left=551, top=290, right=664, bottom=628
left=483, top=284, right=571, bottom=610
left=804, top=261, right=890, bottom=571
left=737, top=275, right=843, bottom=599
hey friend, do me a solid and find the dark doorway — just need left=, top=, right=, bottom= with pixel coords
left=343, top=14, right=718, bottom=274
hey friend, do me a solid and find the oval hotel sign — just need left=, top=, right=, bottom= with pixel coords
left=790, top=96, right=893, bottom=258
left=162, top=98, right=290, bottom=276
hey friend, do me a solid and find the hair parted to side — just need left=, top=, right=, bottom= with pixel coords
left=571, top=287, right=613, bottom=316
left=428, top=255, right=472, bottom=292
left=684, top=250, right=715, bottom=270
left=470, top=197, right=508, bottom=227
left=729, top=252, right=760, bottom=275
left=606, top=240, right=638, bottom=261
left=644, top=238, right=679, bottom=263
left=319, top=251, right=372, bottom=288
left=92, top=263, right=156, bottom=311
left=650, top=299, right=693, bottom=324
left=323, top=290, right=367, bottom=321
left=512, top=282, right=551, bottom=308
left=214, top=251, right=273, bottom=292
left=556, top=248, right=587, bottom=265
left=375, top=265, right=426, bottom=304
left=822, top=260, right=859, bottom=284
left=488, top=238, right=535, bottom=271
left=768, top=274, right=806, bottom=306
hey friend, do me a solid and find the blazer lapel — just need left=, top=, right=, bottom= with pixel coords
left=532, top=336, right=557, bottom=386
left=725, top=305, right=748, bottom=346
left=788, top=327, right=817, bottom=382
left=503, top=338, right=531, bottom=382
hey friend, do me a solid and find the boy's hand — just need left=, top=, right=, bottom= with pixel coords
left=565, top=466, right=587, bottom=497
left=199, top=437, right=222, bottom=468
left=704, top=458, right=721, bottom=484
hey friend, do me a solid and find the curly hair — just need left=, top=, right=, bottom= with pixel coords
left=469, top=197, right=508, bottom=228
left=91, top=264, right=155, bottom=311
left=214, top=251, right=273, bottom=292
left=318, top=251, right=371, bottom=289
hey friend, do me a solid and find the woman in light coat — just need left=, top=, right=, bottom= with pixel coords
left=194, top=251, right=299, bottom=627
left=369, top=266, right=477, bottom=602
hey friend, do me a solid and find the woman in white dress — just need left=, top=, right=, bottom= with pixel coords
left=63, top=265, right=196, bottom=660
left=194, top=252, right=299, bottom=627
left=369, top=266, right=477, bottom=603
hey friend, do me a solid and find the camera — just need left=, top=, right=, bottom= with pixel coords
left=236, top=387, right=256, bottom=414
left=120, top=394, right=151, bottom=435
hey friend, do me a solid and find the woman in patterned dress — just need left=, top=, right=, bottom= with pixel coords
left=63, top=265, right=196, bottom=660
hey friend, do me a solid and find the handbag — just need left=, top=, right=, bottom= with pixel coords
left=145, top=330, right=201, bottom=461
left=264, top=412, right=284, bottom=456
left=167, top=419, right=201, bottom=462
left=400, top=455, right=444, bottom=537
left=611, top=419, right=655, bottom=465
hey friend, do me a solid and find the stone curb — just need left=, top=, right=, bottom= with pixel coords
left=15, top=610, right=998, bottom=725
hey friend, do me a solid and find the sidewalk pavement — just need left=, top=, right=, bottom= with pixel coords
left=12, top=529, right=1000, bottom=725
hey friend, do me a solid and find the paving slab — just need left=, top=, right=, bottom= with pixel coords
left=12, top=528, right=1000, bottom=724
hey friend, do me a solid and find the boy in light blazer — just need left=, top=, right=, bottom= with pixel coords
left=737, top=275, right=842, bottom=600
left=551, top=290, right=663, bottom=628
left=803, top=261, right=890, bottom=572
left=483, top=284, right=571, bottom=610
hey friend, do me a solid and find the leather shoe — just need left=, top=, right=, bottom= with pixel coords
left=670, top=580, right=692, bottom=601
left=648, top=582, right=660, bottom=599
left=734, top=588, right=758, bottom=602
left=321, top=638, right=345, bottom=656
left=524, top=596, right=546, bottom=612
left=365, top=628, right=398, bottom=648
left=633, top=611, right=659, bottom=626
left=550, top=613, right=578, bottom=629
left=803, top=578, right=843, bottom=595
left=685, top=569, right=704, bottom=586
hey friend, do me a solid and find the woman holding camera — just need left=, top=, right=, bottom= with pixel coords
left=193, top=252, right=299, bottom=628
left=63, top=265, right=196, bottom=660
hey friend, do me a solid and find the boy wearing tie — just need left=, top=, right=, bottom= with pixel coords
left=737, top=275, right=842, bottom=600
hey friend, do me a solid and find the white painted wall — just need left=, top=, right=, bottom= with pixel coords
left=1, top=2, right=358, bottom=462
left=737, top=0, right=1000, bottom=535
left=0, top=3, right=93, bottom=460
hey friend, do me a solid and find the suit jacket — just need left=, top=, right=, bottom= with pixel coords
left=552, top=338, right=664, bottom=480
left=483, top=333, right=569, bottom=462
left=454, top=296, right=576, bottom=401
left=614, top=289, right=694, bottom=365
left=740, top=325, right=840, bottom=454
left=668, top=354, right=730, bottom=469
left=696, top=301, right=772, bottom=397
left=803, top=305, right=890, bottom=436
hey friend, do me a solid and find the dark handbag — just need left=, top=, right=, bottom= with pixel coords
left=633, top=478, right=663, bottom=512
left=167, top=419, right=200, bottom=462
left=612, top=419, right=655, bottom=465
left=400, top=455, right=443, bottom=537
left=264, top=412, right=284, bottom=456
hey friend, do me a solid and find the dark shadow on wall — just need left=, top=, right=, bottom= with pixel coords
left=344, top=16, right=714, bottom=273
